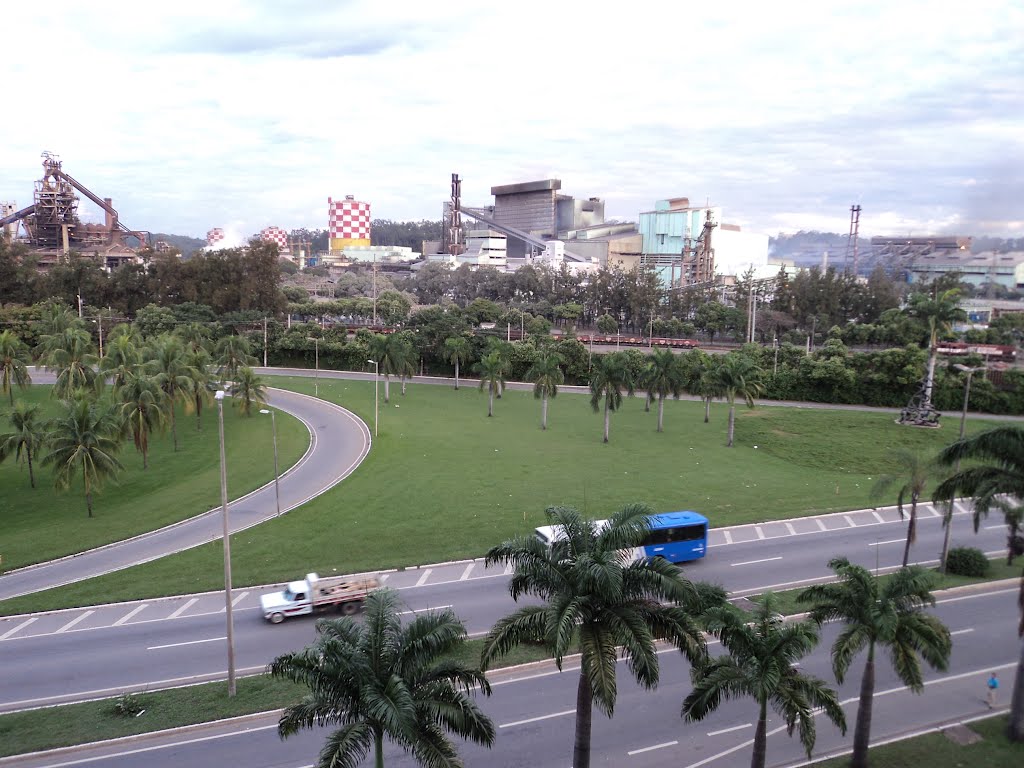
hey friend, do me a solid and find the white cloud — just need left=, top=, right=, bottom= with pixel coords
left=2, top=0, right=1021, bottom=239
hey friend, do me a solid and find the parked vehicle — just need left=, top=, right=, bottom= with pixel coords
left=260, top=572, right=380, bottom=623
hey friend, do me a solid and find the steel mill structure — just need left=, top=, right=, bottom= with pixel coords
left=259, top=225, right=290, bottom=255
left=328, top=195, right=371, bottom=253
left=206, top=228, right=226, bottom=247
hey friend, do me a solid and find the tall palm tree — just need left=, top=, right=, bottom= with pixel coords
left=904, top=288, right=966, bottom=411
left=118, top=372, right=167, bottom=469
left=43, top=326, right=100, bottom=400
left=474, top=351, right=507, bottom=418
left=715, top=353, right=765, bottom=447
left=443, top=335, right=472, bottom=390
left=177, top=322, right=210, bottom=353
left=641, top=349, right=682, bottom=433
left=214, top=334, right=257, bottom=385
left=1011, top=572, right=1024, bottom=742
left=183, top=346, right=213, bottom=431
left=0, top=330, right=32, bottom=406
left=797, top=558, right=952, bottom=768
left=0, top=402, right=47, bottom=488
left=232, top=366, right=267, bottom=416
left=872, top=449, right=937, bottom=567
left=147, top=334, right=193, bottom=452
left=99, top=333, right=142, bottom=392
left=269, top=588, right=495, bottom=768
left=483, top=504, right=711, bottom=768
left=393, top=334, right=417, bottom=396
left=588, top=352, right=634, bottom=443
left=682, top=594, right=847, bottom=768
left=368, top=333, right=412, bottom=404
left=526, top=350, right=563, bottom=430
left=42, top=395, right=124, bottom=517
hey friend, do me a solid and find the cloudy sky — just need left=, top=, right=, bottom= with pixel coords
left=2, top=1, right=1021, bottom=242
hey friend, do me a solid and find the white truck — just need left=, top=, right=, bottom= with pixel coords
left=260, top=573, right=380, bottom=624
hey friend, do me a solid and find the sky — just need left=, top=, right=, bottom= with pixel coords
left=2, top=1, right=1022, bottom=242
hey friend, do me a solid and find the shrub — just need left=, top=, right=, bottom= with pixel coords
left=945, top=547, right=990, bottom=578
left=111, top=692, right=145, bottom=718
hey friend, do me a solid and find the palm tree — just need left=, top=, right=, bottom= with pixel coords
left=904, top=288, right=966, bottom=411
left=0, top=402, right=47, bottom=488
left=588, top=352, right=635, bottom=443
left=214, top=334, right=257, bottom=385
left=872, top=449, right=937, bottom=567
left=1010, top=572, right=1024, bottom=742
left=715, top=353, right=765, bottom=447
left=183, top=346, right=213, bottom=431
left=42, top=394, right=124, bottom=517
left=232, top=366, right=267, bottom=416
left=43, top=326, right=100, bottom=399
left=641, top=349, right=682, bottom=433
left=797, top=558, right=952, bottom=768
left=482, top=504, right=711, bottom=768
left=368, top=333, right=412, bottom=404
left=99, top=332, right=141, bottom=392
left=934, top=426, right=1024, bottom=563
left=393, top=334, right=417, bottom=396
left=443, top=335, right=472, bottom=390
left=147, top=334, right=193, bottom=451
left=177, top=322, right=210, bottom=353
left=0, top=330, right=32, bottom=406
left=269, top=588, right=495, bottom=768
left=474, top=351, right=507, bottom=417
left=118, top=372, right=167, bottom=469
left=682, top=594, right=847, bottom=768
left=526, top=350, right=563, bottom=430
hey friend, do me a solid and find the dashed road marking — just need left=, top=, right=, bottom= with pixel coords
left=113, top=604, right=148, bottom=626
left=501, top=709, right=575, bottom=728
left=843, top=515, right=856, bottom=527
left=629, top=741, right=678, bottom=756
left=707, top=723, right=752, bottom=737
left=869, top=539, right=905, bottom=546
left=755, top=526, right=766, bottom=540
left=0, top=617, right=37, bottom=640
left=415, top=569, right=433, bottom=587
left=168, top=598, right=199, bottom=619
left=872, top=510, right=885, bottom=523
left=785, top=522, right=796, bottom=535
left=148, top=636, right=226, bottom=650
left=731, top=557, right=782, bottom=567
left=816, top=519, right=827, bottom=531
left=723, top=530, right=733, bottom=545
left=459, top=563, right=475, bottom=581
left=55, top=611, right=94, bottom=633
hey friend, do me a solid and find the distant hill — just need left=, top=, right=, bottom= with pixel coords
left=151, top=233, right=207, bottom=257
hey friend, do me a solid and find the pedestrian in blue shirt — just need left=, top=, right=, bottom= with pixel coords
left=987, top=672, right=999, bottom=708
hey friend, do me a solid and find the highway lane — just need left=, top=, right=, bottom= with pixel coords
left=0, top=502, right=1013, bottom=714
left=0, top=386, right=371, bottom=602
left=6, top=588, right=1017, bottom=768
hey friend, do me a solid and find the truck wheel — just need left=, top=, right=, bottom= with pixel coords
left=269, top=612, right=285, bottom=624
left=341, top=601, right=360, bottom=616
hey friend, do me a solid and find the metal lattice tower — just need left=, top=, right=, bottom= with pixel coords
left=445, top=173, right=464, bottom=257
left=845, top=204, right=861, bottom=276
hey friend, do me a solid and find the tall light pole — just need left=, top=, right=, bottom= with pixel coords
left=259, top=409, right=281, bottom=517
left=214, top=390, right=236, bottom=697
left=367, top=359, right=379, bottom=437
left=939, top=363, right=985, bottom=573
left=306, top=337, right=319, bottom=397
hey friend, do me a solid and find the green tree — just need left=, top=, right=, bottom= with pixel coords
left=118, top=372, right=167, bottom=469
left=42, top=395, right=124, bottom=517
left=0, top=402, right=46, bottom=488
left=443, top=335, right=472, bottom=390
left=368, top=333, right=413, bottom=403
left=147, top=334, right=193, bottom=452
left=588, top=352, right=635, bottom=443
left=526, top=350, right=564, bottom=430
left=474, top=351, right=507, bottom=418
left=482, top=504, right=711, bottom=768
left=903, top=288, right=966, bottom=411
left=596, top=313, right=618, bottom=335
left=214, top=334, right=257, bottom=385
left=99, top=332, right=142, bottom=392
left=871, top=450, right=937, bottom=567
left=797, top=558, right=952, bottom=768
left=232, top=366, right=267, bottom=416
left=682, top=594, right=847, bottom=768
left=43, top=326, right=100, bottom=400
left=714, top=354, right=765, bottom=447
left=183, top=346, right=213, bottom=431
left=641, top=350, right=682, bottom=433
left=269, top=589, right=495, bottom=768
left=0, top=330, right=32, bottom=406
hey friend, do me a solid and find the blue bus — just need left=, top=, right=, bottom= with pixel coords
left=533, top=510, right=708, bottom=564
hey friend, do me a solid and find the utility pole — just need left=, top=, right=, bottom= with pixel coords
left=97, top=311, right=104, bottom=358
left=263, top=317, right=268, bottom=368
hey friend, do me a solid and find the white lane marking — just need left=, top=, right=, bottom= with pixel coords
left=55, top=610, right=95, bottom=633
left=0, top=617, right=37, bottom=640
left=937, top=587, right=1017, bottom=605
left=168, top=598, right=199, bottom=619
left=459, top=563, right=475, bottom=581
left=950, top=628, right=974, bottom=636
left=784, top=522, right=796, bottom=535
left=113, top=604, right=148, bottom=626
left=501, top=708, right=575, bottom=728
left=869, top=538, right=906, bottom=546
left=730, top=557, right=782, bottom=567
left=723, top=530, right=733, bottom=545
left=928, top=505, right=941, bottom=517
left=148, top=636, right=226, bottom=650
left=843, top=515, right=856, bottom=527
left=755, top=526, right=766, bottom=540
left=504, top=562, right=514, bottom=575
left=231, top=591, right=249, bottom=607
left=984, top=524, right=1004, bottom=530
left=707, top=723, right=752, bottom=736
left=872, top=510, right=885, bottom=523
left=415, top=569, right=433, bottom=587
left=628, top=740, right=678, bottom=756
left=379, top=573, right=389, bottom=582
left=816, top=519, right=827, bottom=531
left=399, top=604, right=452, bottom=616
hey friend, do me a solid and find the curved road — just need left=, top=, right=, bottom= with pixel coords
left=0, top=386, right=371, bottom=602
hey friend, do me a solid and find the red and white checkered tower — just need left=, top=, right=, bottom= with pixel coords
left=259, top=226, right=290, bottom=255
left=328, top=195, right=371, bottom=252
left=206, top=227, right=225, bottom=247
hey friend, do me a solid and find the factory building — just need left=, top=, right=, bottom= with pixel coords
left=328, top=195, right=371, bottom=253
left=206, top=228, right=225, bottom=247
left=907, top=250, right=1024, bottom=291
left=259, top=226, right=291, bottom=258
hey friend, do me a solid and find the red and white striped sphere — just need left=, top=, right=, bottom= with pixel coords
left=260, top=226, right=289, bottom=251
left=328, top=196, right=371, bottom=240
left=206, top=228, right=225, bottom=246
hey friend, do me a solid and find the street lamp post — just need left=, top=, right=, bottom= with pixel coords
left=306, top=337, right=319, bottom=397
left=939, top=363, right=985, bottom=573
left=367, top=359, right=379, bottom=437
left=214, top=391, right=237, bottom=697
left=259, top=409, right=281, bottom=517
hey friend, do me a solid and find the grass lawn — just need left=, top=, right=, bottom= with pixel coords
left=0, top=375, right=1001, bottom=614
left=0, top=385, right=308, bottom=571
